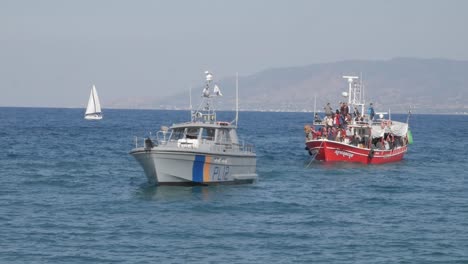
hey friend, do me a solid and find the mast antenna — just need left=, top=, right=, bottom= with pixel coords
left=189, top=85, right=193, bottom=120
left=313, top=94, right=316, bottom=124
left=342, top=76, right=359, bottom=105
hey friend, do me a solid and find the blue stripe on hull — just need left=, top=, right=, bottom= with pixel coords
left=192, top=155, right=205, bottom=183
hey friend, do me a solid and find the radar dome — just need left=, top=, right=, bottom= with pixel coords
left=205, top=71, right=213, bottom=81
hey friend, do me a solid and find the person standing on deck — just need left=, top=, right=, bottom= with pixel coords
left=341, top=102, right=349, bottom=116
left=324, top=103, right=333, bottom=117
left=367, top=103, right=375, bottom=121
left=314, top=113, right=322, bottom=123
left=334, top=110, right=341, bottom=128
left=353, top=107, right=360, bottom=118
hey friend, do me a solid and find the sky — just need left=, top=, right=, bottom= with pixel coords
left=1, top=0, right=467, bottom=108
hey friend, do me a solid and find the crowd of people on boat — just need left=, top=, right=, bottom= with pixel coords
left=372, top=133, right=407, bottom=150
left=304, top=124, right=367, bottom=146
left=305, top=101, right=407, bottom=150
left=304, top=124, right=407, bottom=150
left=317, top=101, right=375, bottom=127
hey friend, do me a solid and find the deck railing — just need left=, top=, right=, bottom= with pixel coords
left=133, top=135, right=255, bottom=154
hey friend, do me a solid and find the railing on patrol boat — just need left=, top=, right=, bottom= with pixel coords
left=133, top=136, right=255, bottom=153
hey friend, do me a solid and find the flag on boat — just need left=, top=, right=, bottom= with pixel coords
left=213, top=84, right=223, bottom=96
left=407, top=130, right=413, bottom=144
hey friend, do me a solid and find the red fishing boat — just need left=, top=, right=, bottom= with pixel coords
left=304, top=75, right=412, bottom=164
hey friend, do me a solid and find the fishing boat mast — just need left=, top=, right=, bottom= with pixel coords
left=342, top=75, right=365, bottom=117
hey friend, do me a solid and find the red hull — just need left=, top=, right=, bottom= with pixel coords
left=305, top=140, right=407, bottom=164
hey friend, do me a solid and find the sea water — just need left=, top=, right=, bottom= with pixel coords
left=1, top=107, right=467, bottom=263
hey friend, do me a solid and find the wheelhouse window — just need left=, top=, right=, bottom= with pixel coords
left=355, top=127, right=370, bottom=137
left=202, top=127, right=215, bottom=141
left=186, top=127, right=200, bottom=139
left=216, top=128, right=231, bottom=143
left=170, top=128, right=185, bottom=141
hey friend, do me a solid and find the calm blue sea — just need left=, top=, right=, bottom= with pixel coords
left=1, top=107, right=467, bottom=263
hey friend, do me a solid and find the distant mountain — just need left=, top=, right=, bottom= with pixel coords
left=112, top=58, right=468, bottom=113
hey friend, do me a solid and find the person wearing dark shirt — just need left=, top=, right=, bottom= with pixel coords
left=367, top=103, right=375, bottom=120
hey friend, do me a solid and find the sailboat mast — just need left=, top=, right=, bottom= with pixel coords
left=235, top=72, right=239, bottom=127
left=92, top=85, right=97, bottom=114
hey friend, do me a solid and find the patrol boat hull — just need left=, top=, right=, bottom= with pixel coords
left=130, top=148, right=257, bottom=186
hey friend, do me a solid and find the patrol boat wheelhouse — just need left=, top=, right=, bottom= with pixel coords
left=130, top=71, right=257, bottom=185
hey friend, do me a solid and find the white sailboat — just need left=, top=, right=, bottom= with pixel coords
left=84, top=85, right=103, bottom=120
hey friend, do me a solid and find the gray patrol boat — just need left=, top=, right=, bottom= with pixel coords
left=130, top=71, right=257, bottom=186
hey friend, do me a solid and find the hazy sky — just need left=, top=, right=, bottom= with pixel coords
left=1, top=0, right=467, bottom=108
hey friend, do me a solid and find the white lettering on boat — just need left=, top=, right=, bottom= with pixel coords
left=334, top=150, right=354, bottom=159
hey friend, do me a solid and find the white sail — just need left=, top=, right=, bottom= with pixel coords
left=85, top=85, right=103, bottom=120
left=85, top=89, right=95, bottom=115
left=92, top=85, right=102, bottom=113
left=85, top=85, right=101, bottom=115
